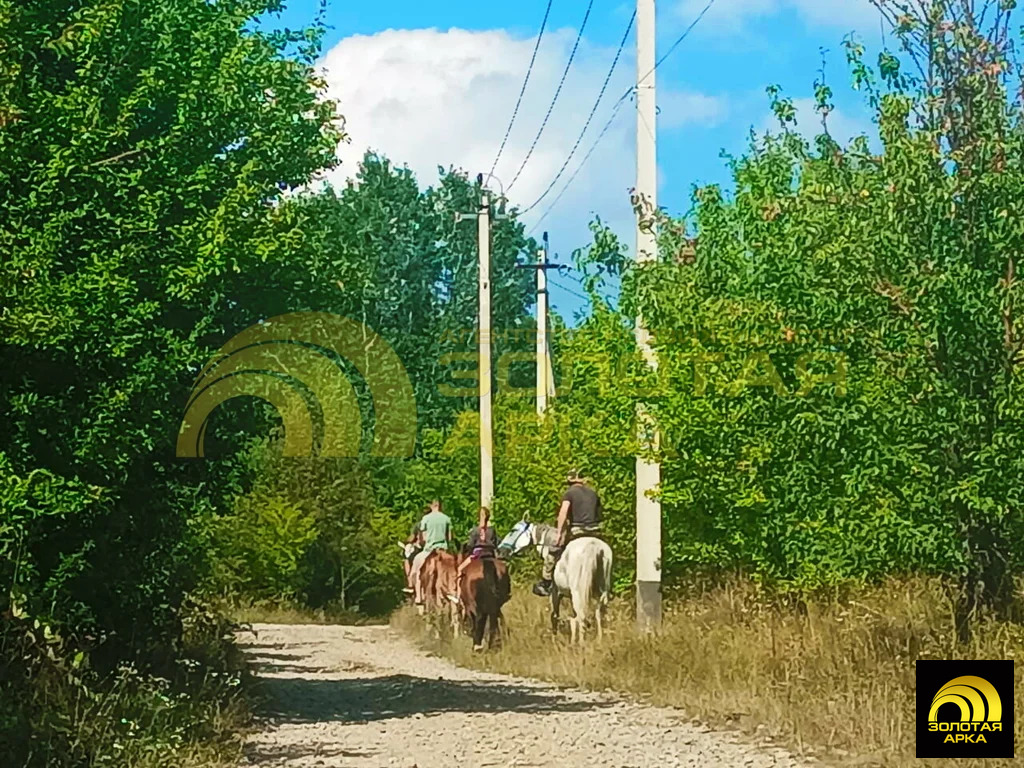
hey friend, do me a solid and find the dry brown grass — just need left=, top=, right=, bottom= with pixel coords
left=395, top=577, right=1024, bottom=768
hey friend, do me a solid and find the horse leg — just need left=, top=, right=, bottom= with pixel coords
left=550, top=590, right=561, bottom=634
left=570, top=591, right=587, bottom=647
left=595, top=599, right=604, bottom=641
left=487, top=610, right=499, bottom=649
left=472, top=612, right=487, bottom=651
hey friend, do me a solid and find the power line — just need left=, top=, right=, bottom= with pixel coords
left=526, top=0, right=718, bottom=233
left=507, top=0, right=595, bottom=192
left=650, top=0, right=717, bottom=84
left=549, top=276, right=591, bottom=303
left=521, top=9, right=636, bottom=215
left=488, top=0, right=554, bottom=180
left=528, top=96, right=629, bottom=235
left=549, top=275, right=619, bottom=307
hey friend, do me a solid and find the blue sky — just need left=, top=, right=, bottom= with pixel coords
left=263, top=0, right=890, bottom=320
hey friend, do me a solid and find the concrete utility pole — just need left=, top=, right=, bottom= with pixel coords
left=456, top=176, right=495, bottom=510
left=536, top=232, right=554, bottom=415
left=478, top=187, right=494, bottom=510
left=515, top=232, right=560, bottom=415
left=635, top=0, right=662, bottom=630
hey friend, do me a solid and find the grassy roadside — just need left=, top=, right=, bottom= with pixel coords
left=1, top=599, right=254, bottom=768
left=395, top=577, right=1024, bottom=768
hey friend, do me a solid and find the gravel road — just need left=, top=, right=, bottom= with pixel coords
left=238, top=623, right=812, bottom=768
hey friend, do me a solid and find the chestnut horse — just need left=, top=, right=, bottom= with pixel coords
left=458, top=554, right=511, bottom=651
left=420, top=550, right=460, bottom=634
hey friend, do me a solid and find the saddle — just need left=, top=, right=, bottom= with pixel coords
left=470, top=544, right=497, bottom=560
left=550, top=529, right=603, bottom=556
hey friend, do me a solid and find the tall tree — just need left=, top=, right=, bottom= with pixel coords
left=0, top=0, right=341, bottom=661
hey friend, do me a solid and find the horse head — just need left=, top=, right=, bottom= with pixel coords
left=498, top=519, right=534, bottom=557
left=398, top=541, right=417, bottom=560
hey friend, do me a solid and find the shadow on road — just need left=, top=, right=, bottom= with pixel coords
left=256, top=673, right=612, bottom=723
left=244, top=743, right=377, bottom=763
left=246, top=650, right=308, bottom=662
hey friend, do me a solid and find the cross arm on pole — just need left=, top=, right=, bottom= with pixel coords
left=515, top=262, right=564, bottom=270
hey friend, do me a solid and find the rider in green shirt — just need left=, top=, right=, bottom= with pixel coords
left=419, top=503, right=452, bottom=552
left=410, top=499, right=452, bottom=605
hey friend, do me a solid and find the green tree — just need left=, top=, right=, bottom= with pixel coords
left=623, top=0, right=1024, bottom=637
left=0, top=1, right=341, bottom=762
left=233, top=154, right=538, bottom=433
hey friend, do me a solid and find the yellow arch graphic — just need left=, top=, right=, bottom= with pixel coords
left=177, top=313, right=416, bottom=458
left=928, top=676, right=1002, bottom=723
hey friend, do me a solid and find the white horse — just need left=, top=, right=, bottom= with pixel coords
left=499, top=520, right=612, bottom=645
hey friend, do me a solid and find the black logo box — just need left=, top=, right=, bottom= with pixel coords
left=916, top=659, right=1014, bottom=759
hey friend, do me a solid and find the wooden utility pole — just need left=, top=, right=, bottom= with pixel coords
left=456, top=176, right=495, bottom=509
left=635, top=0, right=662, bottom=630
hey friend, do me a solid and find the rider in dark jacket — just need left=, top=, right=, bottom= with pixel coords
left=533, top=469, right=602, bottom=597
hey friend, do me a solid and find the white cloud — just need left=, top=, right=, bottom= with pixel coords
left=660, top=89, right=728, bottom=129
left=677, top=0, right=882, bottom=34
left=317, top=26, right=725, bottom=256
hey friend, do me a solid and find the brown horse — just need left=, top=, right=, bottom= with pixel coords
left=420, top=550, right=460, bottom=634
left=458, top=554, right=511, bottom=651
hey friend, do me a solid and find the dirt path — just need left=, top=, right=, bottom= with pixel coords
left=238, top=623, right=812, bottom=768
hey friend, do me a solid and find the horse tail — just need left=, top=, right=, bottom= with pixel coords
left=567, top=544, right=594, bottom=623
left=482, top=557, right=497, bottom=608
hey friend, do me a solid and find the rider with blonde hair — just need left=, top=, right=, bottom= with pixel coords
left=456, top=506, right=498, bottom=591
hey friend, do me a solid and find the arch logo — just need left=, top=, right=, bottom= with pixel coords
left=176, top=313, right=416, bottom=458
left=916, top=660, right=1014, bottom=758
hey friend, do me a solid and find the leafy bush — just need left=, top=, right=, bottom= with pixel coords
left=0, top=599, right=249, bottom=768
left=0, top=0, right=338, bottom=762
left=210, top=493, right=319, bottom=601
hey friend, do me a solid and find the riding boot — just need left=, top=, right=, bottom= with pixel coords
left=532, top=579, right=553, bottom=597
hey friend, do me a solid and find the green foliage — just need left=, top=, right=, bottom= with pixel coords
left=211, top=493, right=318, bottom=601
left=276, top=153, right=536, bottom=432
left=206, top=441, right=410, bottom=614
left=0, top=598, right=248, bottom=767
left=0, top=0, right=337, bottom=762
left=0, top=0, right=342, bottom=639
left=558, top=2, right=1024, bottom=609
left=434, top=2, right=1024, bottom=614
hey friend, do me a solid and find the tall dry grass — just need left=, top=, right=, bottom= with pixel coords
left=395, top=578, right=1024, bottom=768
